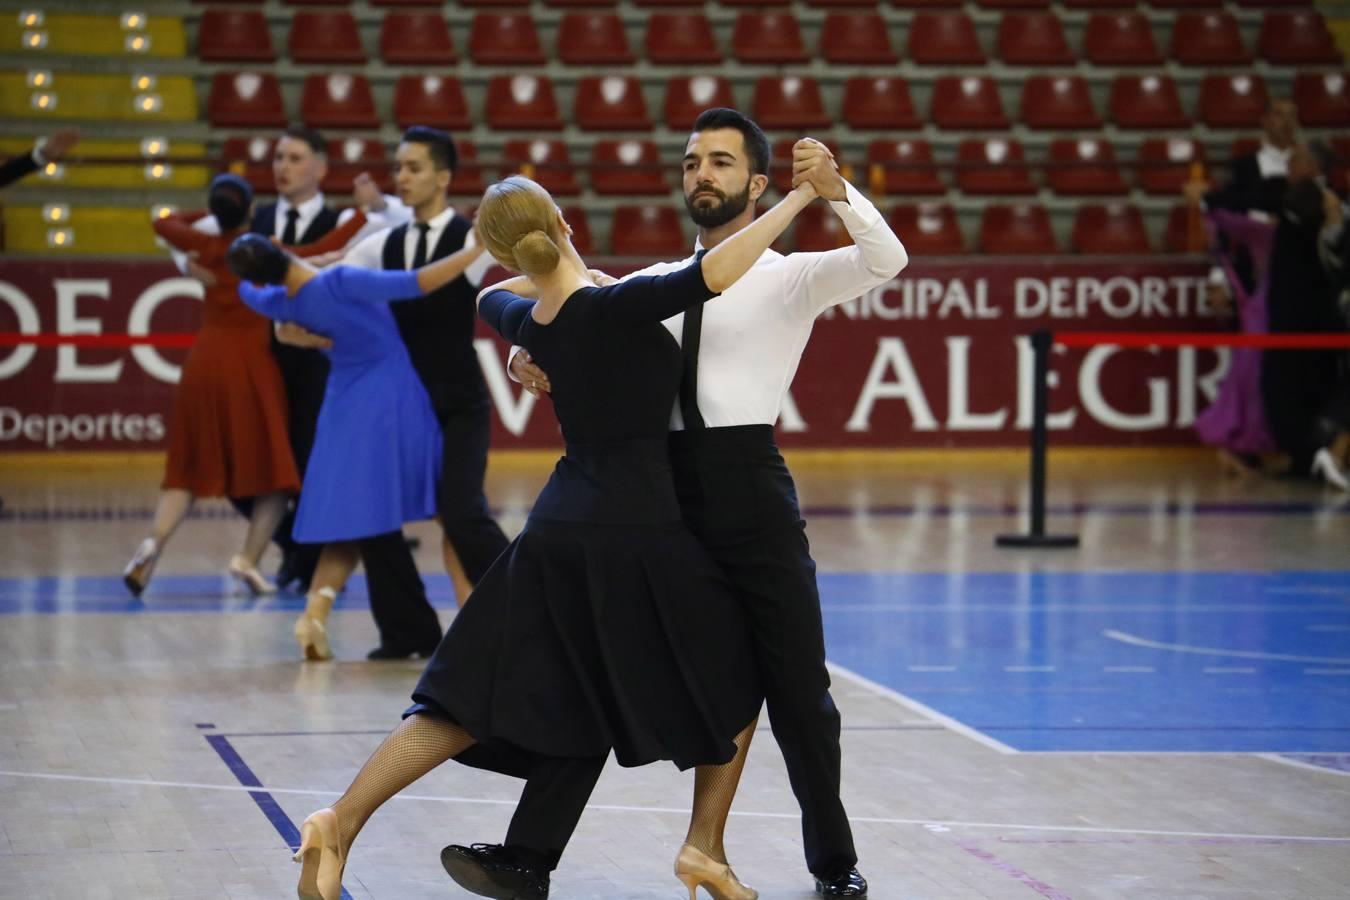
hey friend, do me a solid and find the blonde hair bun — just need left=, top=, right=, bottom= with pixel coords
left=513, top=229, right=561, bottom=277
left=477, top=175, right=565, bottom=277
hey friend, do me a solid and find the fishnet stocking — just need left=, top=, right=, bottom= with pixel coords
left=330, top=713, right=476, bottom=851
left=685, top=718, right=758, bottom=864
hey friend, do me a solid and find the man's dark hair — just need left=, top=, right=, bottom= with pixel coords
left=227, top=233, right=291, bottom=285
left=691, top=108, right=770, bottom=177
left=281, top=125, right=327, bottom=157
left=401, top=125, right=458, bottom=173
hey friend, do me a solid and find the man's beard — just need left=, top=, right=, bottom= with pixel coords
left=685, top=182, right=751, bottom=228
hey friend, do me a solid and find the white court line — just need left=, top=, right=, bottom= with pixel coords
left=826, top=662, right=1018, bottom=755
left=1257, top=754, right=1350, bottom=779
left=1202, top=667, right=1256, bottom=674
left=1103, top=629, right=1350, bottom=665
left=2, top=768, right=1347, bottom=843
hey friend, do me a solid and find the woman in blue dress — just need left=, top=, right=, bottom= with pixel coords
left=280, top=175, right=819, bottom=900
left=228, top=234, right=486, bottom=660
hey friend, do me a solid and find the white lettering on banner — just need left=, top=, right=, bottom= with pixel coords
left=1014, top=336, right=1077, bottom=430
left=778, top=390, right=806, bottom=432
left=1013, top=276, right=1207, bottom=319
left=128, top=277, right=204, bottom=384
left=475, top=338, right=536, bottom=436
left=1079, top=346, right=1169, bottom=430
left=55, top=279, right=122, bottom=383
left=829, top=279, right=997, bottom=321
left=0, top=407, right=165, bottom=448
left=0, top=282, right=40, bottom=379
left=946, top=337, right=1007, bottom=430
left=845, top=338, right=938, bottom=432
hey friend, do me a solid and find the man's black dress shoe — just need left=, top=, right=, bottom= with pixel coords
left=816, top=867, right=868, bottom=897
left=366, top=643, right=437, bottom=660
left=441, top=843, right=549, bottom=899
left=274, top=550, right=301, bottom=592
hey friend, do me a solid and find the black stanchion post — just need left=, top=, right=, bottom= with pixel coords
left=996, top=329, right=1079, bottom=549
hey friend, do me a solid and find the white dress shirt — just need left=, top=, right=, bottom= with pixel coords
left=342, top=204, right=494, bottom=286
left=1256, top=141, right=1291, bottom=180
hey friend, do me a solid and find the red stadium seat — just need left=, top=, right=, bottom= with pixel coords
left=1229, top=137, right=1261, bottom=160
left=753, top=76, right=831, bottom=129
left=842, top=77, right=920, bottom=129
left=1110, top=75, right=1189, bottom=129
left=1021, top=75, right=1100, bottom=129
left=559, top=13, right=634, bottom=64
left=889, top=204, right=967, bottom=255
left=821, top=13, right=898, bottom=63
left=560, top=207, right=595, bottom=256
left=301, top=73, right=378, bottom=129
left=634, top=0, right=702, bottom=6
left=866, top=139, right=945, bottom=196
left=283, top=0, right=350, bottom=4
left=721, top=0, right=790, bottom=7
left=892, top=0, right=962, bottom=8
left=486, top=75, right=564, bottom=130
left=220, top=136, right=276, bottom=193
left=381, top=12, right=456, bottom=65
left=644, top=14, right=721, bottom=64
left=208, top=71, right=287, bottom=127
left=1293, top=72, right=1350, bottom=126
left=931, top=76, right=1009, bottom=129
left=1136, top=137, right=1206, bottom=194
left=575, top=76, right=650, bottom=130
left=371, top=0, right=441, bottom=5
left=1152, top=0, right=1222, bottom=8
left=447, top=140, right=487, bottom=197
left=1084, top=12, right=1163, bottom=66
left=458, top=0, right=530, bottom=7
left=808, top=0, right=880, bottom=6
left=664, top=76, right=737, bottom=130
left=1233, top=0, right=1311, bottom=7
left=547, top=0, right=618, bottom=6
left=1165, top=203, right=1207, bottom=254
left=908, top=12, right=985, bottom=64
left=611, top=206, right=688, bottom=257
left=957, top=138, right=1037, bottom=195
left=1170, top=12, right=1250, bottom=65
left=502, top=139, right=581, bottom=195
left=393, top=75, right=470, bottom=130
left=289, top=11, right=365, bottom=64
left=770, top=138, right=842, bottom=194
left=198, top=10, right=275, bottom=62
left=469, top=14, right=545, bottom=64
left=1064, top=0, right=1138, bottom=7
left=997, top=13, right=1074, bottom=65
left=733, top=12, right=809, bottom=63
left=322, top=138, right=388, bottom=194
left=1046, top=138, right=1128, bottom=195
left=1198, top=74, right=1269, bottom=129
left=979, top=204, right=1057, bottom=254
left=793, top=204, right=851, bottom=252
left=1258, top=11, right=1341, bottom=64
left=1073, top=204, right=1151, bottom=254
left=977, top=0, right=1051, bottom=8
left=591, top=139, right=669, bottom=195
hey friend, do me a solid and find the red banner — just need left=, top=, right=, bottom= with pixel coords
left=0, top=258, right=1218, bottom=451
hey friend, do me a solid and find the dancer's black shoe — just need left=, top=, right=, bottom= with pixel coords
left=440, top=843, right=549, bottom=899
left=275, top=549, right=302, bottom=591
left=816, top=867, right=868, bottom=897
left=365, top=642, right=438, bottom=661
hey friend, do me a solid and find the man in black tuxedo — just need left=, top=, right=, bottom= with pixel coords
left=0, top=129, right=78, bottom=189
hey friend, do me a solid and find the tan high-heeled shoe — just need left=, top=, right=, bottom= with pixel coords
left=123, top=537, right=159, bottom=598
left=294, top=612, right=333, bottom=661
left=674, top=844, right=758, bottom=900
left=294, top=808, right=346, bottom=900
left=229, top=555, right=277, bottom=597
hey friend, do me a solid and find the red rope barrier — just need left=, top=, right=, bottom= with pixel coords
left=1055, top=331, right=1350, bottom=350
left=0, top=333, right=197, bottom=348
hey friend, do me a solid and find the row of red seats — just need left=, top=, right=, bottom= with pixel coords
left=228, top=132, right=1328, bottom=200
left=200, top=9, right=1338, bottom=67
left=893, top=202, right=1203, bottom=255
left=207, top=69, right=1350, bottom=131
left=193, top=0, right=1317, bottom=10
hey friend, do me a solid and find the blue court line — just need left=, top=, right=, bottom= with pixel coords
left=202, top=729, right=354, bottom=900
left=3, top=500, right=1350, bottom=523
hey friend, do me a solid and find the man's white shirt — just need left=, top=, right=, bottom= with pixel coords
left=341, top=204, right=494, bottom=287
left=509, top=181, right=907, bottom=429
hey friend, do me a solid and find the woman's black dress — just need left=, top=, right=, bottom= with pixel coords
left=410, top=259, right=762, bottom=771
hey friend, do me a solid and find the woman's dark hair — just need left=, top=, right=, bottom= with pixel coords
left=208, top=173, right=253, bottom=232
left=227, top=233, right=291, bottom=285
left=690, top=108, right=771, bottom=177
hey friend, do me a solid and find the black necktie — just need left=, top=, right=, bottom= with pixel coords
left=411, top=223, right=431, bottom=269
left=679, top=250, right=708, bottom=431
left=281, top=208, right=299, bottom=245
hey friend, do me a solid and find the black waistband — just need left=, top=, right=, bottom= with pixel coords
left=668, top=424, right=778, bottom=455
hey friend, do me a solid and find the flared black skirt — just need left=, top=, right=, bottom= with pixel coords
left=409, top=518, right=762, bottom=772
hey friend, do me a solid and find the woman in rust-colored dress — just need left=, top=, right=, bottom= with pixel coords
left=122, top=174, right=366, bottom=598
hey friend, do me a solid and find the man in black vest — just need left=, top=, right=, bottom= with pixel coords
left=313, top=126, right=509, bottom=659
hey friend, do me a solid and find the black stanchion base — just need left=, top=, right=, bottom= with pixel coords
left=995, top=533, right=1081, bottom=549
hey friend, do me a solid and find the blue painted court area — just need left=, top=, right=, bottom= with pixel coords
left=817, top=570, right=1350, bottom=754
left=3, top=569, right=1349, bottom=754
